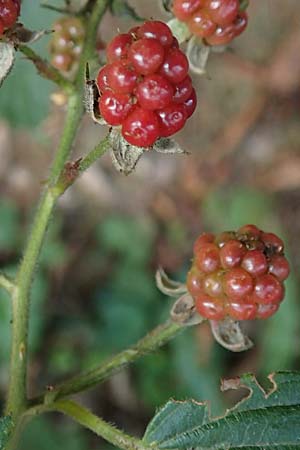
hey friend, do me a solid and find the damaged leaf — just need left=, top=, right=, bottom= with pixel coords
left=143, top=371, right=300, bottom=449
left=109, top=128, right=144, bottom=175
left=210, top=317, right=253, bottom=352
left=0, top=43, right=15, bottom=87
left=187, top=35, right=210, bottom=75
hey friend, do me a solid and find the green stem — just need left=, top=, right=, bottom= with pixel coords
left=26, top=400, right=151, bottom=450
left=18, top=45, right=73, bottom=92
left=78, top=134, right=111, bottom=173
left=6, top=0, right=110, bottom=422
left=40, top=321, right=182, bottom=403
left=0, top=273, right=15, bottom=295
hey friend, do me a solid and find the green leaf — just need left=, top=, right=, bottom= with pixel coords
left=0, top=416, right=13, bottom=449
left=109, top=0, right=144, bottom=21
left=143, top=372, right=300, bottom=449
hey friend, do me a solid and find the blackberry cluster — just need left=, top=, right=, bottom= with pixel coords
left=0, top=0, right=20, bottom=35
left=187, top=224, right=290, bottom=321
left=96, top=21, right=197, bottom=148
left=49, top=17, right=85, bottom=73
left=173, top=0, right=248, bottom=46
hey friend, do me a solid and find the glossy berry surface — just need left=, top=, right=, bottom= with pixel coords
left=96, top=20, right=197, bottom=147
left=172, top=0, right=248, bottom=46
left=187, top=225, right=290, bottom=321
left=49, top=16, right=85, bottom=74
left=0, top=0, right=20, bottom=34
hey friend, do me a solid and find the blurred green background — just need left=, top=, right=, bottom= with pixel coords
left=0, top=0, right=300, bottom=448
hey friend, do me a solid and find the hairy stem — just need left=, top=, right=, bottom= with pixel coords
left=39, top=321, right=182, bottom=403
left=6, top=0, right=110, bottom=423
left=0, top=273, right=15, bottom=295
left=78, top=134, right=111, bottom=173
left=27, top=401, right=150, bottom=450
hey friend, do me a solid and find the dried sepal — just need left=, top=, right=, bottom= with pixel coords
left=160, top=0, right=173, bottom=14
left=171, top=293, right=204, bottom=326
left=210, top=318, right=253, bottom=352
left=153, top=137, right=187, bottom=155
left=109, top=128, right=144, bottom=175
left=9, top=24, right=51, bottom=44
left=167, top=18, right=191, bottom=45
left=156, top=267, right=187, bottom=297
left=0, top=42, right=15, bottom=87
left=84, top=64, right=106, bottom=126
left=187, top=35, right=210, bottom=76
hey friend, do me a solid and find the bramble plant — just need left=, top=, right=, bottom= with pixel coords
left=0, top=1, right=299, bottom=449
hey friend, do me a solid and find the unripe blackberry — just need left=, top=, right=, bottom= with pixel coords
left=172, top=0, right=248, bottom=46
left=187, top=225, right=290, bottom=321
left=96, top=20, right=197, bottom=148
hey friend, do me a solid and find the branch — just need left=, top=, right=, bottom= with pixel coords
left=35, top=321, right=183, bottom=404
left=0, top=273, right=15, bottom=295
left=18, top=45, right=73, bottom=92
left=26, top=400, right=151, bottom=450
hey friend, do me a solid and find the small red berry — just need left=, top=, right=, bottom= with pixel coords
left=269, top=255, right=290, bottom=282
left=195, top=243, right=220, bottom=273
left=159, top=48, right=189, bottom=84
left=256, top=303, right=279, bottom=319
left=99, top=91, right=134, bottom=126
left=193, top=232, right=215, bottom=254
left=261, top=232, right=284, bottom=254
left=137, top=21, right=173, bottom=48
left=157, top=102, right=187, bottom=137
left=106, top=33, right=132, bottom=62
left=241, top=250, right=268, bottom=277
left=183, top=88, right=197, bottom=118
left=97, top=64, right=112, bottom=92
left=173, top=75, right=193, bottom=104
left=238, top=224, right=261, bottom=239
left=122, top=107, right=160, bottom=147
left=205, top=0, right=239, bottom=27
left=107, top=61, right=138, bottom=94
left=220, top=240, right=246, bottom=269
left=226, top=296, right=257, bottom=321
left=0, top=0, right=20, bottom=32
left=129, top=38, right=165, bottom=75
left=253, top=274, right=284, bottom=305
left=187, top=267, right=204, bottom=297
left=188, top=9, right=217, bottom=38
left=223, top=267, right=253, bottom=300
left=173, top=0, right=204, bottom=21
left=136, top=74, right=174, bottom=110
left=195, top=294, right=225, bottom=320
left=203, top=271, right=223, bottom=297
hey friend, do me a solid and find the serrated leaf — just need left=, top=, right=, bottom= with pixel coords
left=0, top=416, right=13, bottom=449
left=0, top=43, right=15, bottom=87
left=143, top=372, right=300, bottom=449
left=187, top=35, right=210, bottom=75
left=109, top=0, right=144, bottom=21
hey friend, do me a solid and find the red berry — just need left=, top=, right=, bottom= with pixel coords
left=137, top=21, right=173, bottom=48
left=253, top=275, right=284, bottom=305
left=256, top=303, right=279, bottom=319
left=241, top=250, right=268, bottom=277
left=215, top=231, right=236, bottom=248
left=226, top=296, right=257, bottom=321
left=232, top=12, right=248, bottom=37
left=269, top=255, right=290, bottom=282
left=238, top=224, right=261, bottom=239
left=99, top=91, right=134, bottom=126
left=122, top=107, right=160, bottom=147
left=183, top=88, right=197, bottom=118
left=224, top=267, right=253, bottom=300
left=205, top=0, right=239, bottom=26
left=129, top=38, right=165, bottom=75
left=173, top=75, right=193, bottom=104
left=220, top=240, right=246, bottom=269
left=171, top=37, right=180, bottom=48
left=188, top=9, right=217, bottom=38
left=261, top=232, right=284, bottom=254
left=0, top=0, right=20, bottom=30
left=187, top=267, right=204, bottom=297
left=203, top=271, right=223, bottom=297
left=173, top=0, right=204, bottom=21
left=106, top=33, right=132, bottom=62
left=193, top=232, right=215, bottom=254
left=107, top=61, right=138, bottom=94
left=136, top=74, right=174, bottom=110
left=195, top=294, right=225, bottom=320
left=97, top=64, right=112, bottom=92
left=157, top=103, right=187, bottom=137
left=159, top=48, right=189, bottom=84
left=195, top=243, right=220, bottom=273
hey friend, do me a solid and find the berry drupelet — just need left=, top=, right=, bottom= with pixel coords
left=187, top=225, right=290, bottom=321
left=173, top=0, right=248, bottom=46
left=96, top=20, right=197, bottom=148
left=0, top=0, right=20, bottom=35
left=49, top=17, right=85, bottom=73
